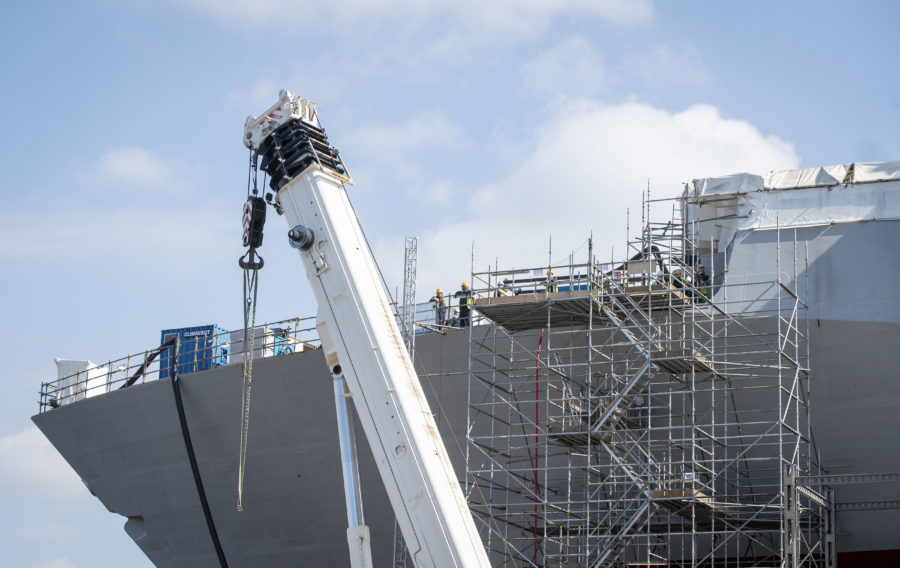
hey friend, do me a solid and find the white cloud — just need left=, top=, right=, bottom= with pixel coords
left=346, top=110, right=465, bottom=172
left=521, top=37, right=607, bottom=98
left=425, top=181, right=453, bottom=205
left=79, top=146, right=203, bottom=195
left=620, top=44, right=713, bottom=92
left=90, top=147, right=170, bottom=187
left=521, top=40, right=713, bottom=101
left=0, top=426, right=89, bottom=502
left=1, top=144, right=233, bottom=268
left=31, top=557, right=77, bottom=568
left=180, top=0, right=654, bottom=34
left=344, top=110, right=468, bottom=185
left=0, top=204, right=233, bottom=271
left=224, top=77, right=285, bottom=114
left=179, top=0, right=653, bottom=66
left=376, top=101, right=798, bottom=295
left=347, top=110, right=466, bottom=154
left=16, top=521, right=76, bottom=541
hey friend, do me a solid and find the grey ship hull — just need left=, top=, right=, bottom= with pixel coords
left=33, top=320, right=900, bottom=565
left=33, top=204, right=900, bottom=565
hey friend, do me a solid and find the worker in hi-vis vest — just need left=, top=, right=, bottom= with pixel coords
left=431, top=288, right=446, bottom=325
left=672, top=268, right=686, bottom=290
left=545, top=269, right=558, bottom=294
left=695, top=263, right=710, bottom=300
left=455, top=282, right=473, bottom=327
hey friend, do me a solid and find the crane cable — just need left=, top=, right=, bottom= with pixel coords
left=237, top=150, right=263, bottom=512
left=237, top=263, right=260, bottom=511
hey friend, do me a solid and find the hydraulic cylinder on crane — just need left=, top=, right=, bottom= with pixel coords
left=244, top=91, right=490, bottom=568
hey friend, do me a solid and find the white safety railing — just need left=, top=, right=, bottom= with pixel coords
left=39, top=295, right=481, bottom=413
left=38, top=317, right=321, bottom=412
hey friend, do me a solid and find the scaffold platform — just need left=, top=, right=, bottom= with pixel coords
left=474, top=285, right=692, bottom=333
left=473, top=290, right=600, bottom=332
left=650, top=489, right=721, bottom=528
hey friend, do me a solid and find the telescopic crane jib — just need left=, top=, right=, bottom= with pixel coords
left=242, top=90, right=491, bottom=568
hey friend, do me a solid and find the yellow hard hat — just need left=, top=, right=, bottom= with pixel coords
left=674, top=269, right=682, bottom=275
left=461, top=281, right=469, bottom=288
left=436, top=288, right=443, bottom=294
left=699, top=264, right=705, bottom=269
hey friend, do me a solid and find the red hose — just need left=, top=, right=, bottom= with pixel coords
left=534, top=328, right=544, bottom=564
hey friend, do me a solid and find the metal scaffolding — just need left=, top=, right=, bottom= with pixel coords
left=401, top=236, right=418, bottom=354
left=464, top=195, right=834, bottom=567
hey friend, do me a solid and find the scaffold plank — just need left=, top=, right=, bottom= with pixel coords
left=547, top=428, right=609, bottom=449
left=650, top=489, right=726, bottom=527
left=650, top=348, right=714, bottom=374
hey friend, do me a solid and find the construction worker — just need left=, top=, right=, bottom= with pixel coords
left=449, top=309, right=460, bottom=327
left=430, top=288, right=446, bottom=326
left=695, top=263, right=710, bottom=301
left=455, top=282, right=473, bottom=327
left=671, top=268, right=685, bottom=290
left=545, top=270, right=558, bottom=294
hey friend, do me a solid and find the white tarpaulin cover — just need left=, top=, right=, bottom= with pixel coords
left=765, top=164, right=847, bottom=190
left=852, top=161, right=900, bottom=183
left=686, top=160, right=900, bottom=197
left=686, top=161, right=900, bottom=250
left=740, top=181, right=900, bottom=230
left=689, top=173, right=764, bottom=196
left=54, top=358, right=109, bottom=403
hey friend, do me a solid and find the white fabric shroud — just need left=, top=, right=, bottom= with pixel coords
left=687, top=160, right=900, bottom=198
left=765, top=165, right=847, bottom=189
left=685, top=161, right=900, bottom=249
left=852, top=161, right=900, bottom=183
left=740, top=180, right=900, bottom=230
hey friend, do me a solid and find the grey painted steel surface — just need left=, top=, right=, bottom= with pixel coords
left=34, top=330, right=476, bottom=567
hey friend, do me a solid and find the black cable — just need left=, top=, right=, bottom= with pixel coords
left=170, top=336, right=230, bottom=567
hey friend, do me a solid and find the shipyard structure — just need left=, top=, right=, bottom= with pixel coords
left=33, top=161, right=900, bottom=567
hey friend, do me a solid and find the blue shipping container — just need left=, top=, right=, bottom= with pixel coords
left=159, top=325, right=230, bottom=379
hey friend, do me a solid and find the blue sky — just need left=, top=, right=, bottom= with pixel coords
left=1, top=1, right=897, bottom=566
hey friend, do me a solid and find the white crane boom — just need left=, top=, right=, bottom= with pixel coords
left=244, top=91, right=490, bottom=568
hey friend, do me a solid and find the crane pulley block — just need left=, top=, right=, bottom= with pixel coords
left=242, top=196, right=267, bottom=249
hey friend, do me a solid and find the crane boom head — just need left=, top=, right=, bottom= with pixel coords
left=243, top=89, right=319, bottom=150
left=245, top=90, right=351, bottom=190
